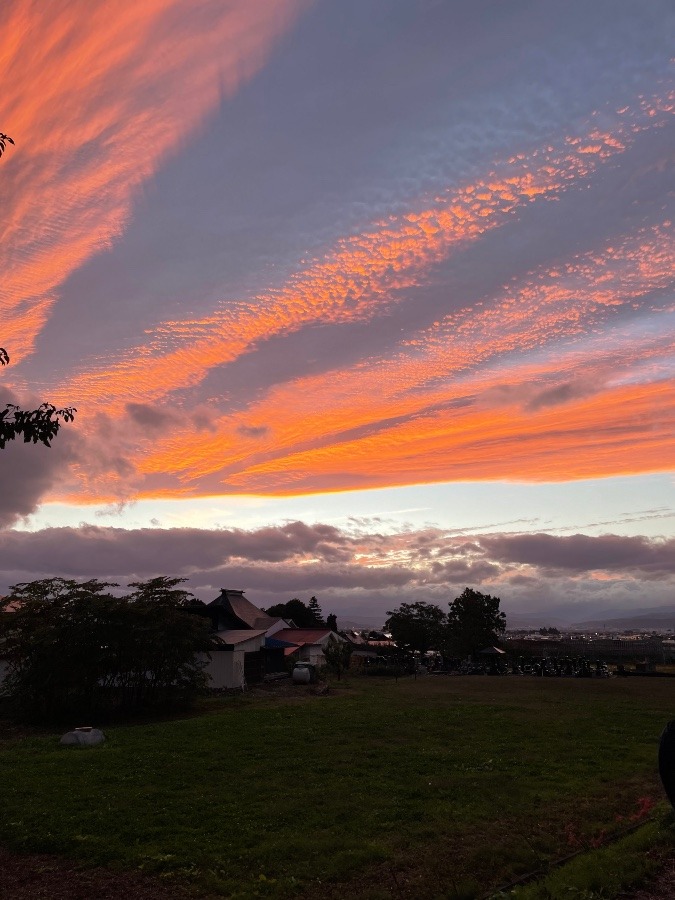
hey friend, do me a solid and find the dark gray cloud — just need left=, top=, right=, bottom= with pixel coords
left=0, top=440, right=76, bottom=528
left=126, top=402, right=174, bottom=430
left=236, top=424, right=269, bottom=439
left=0, top=521, right=350, bottom=577
left=0, top=389, right=79, bottom=527
left=525, top=381, right=598, bottom=413
left=1, top=523, right=674, bottom=626
left=478, top=533, right=675, bottom=578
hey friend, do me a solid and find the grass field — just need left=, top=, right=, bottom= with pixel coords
left=1, top=675, right=674, bottom=899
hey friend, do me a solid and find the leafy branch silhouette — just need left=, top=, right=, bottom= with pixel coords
left=0, top=132, right=14, bottom=158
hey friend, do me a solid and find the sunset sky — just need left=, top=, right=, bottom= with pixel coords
left=1, top=0, right=674, bottom=625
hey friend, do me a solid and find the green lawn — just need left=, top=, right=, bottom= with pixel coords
left=0, top=676, right=673, bottom=899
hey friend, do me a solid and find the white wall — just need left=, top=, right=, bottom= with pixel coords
left=200, top=635, right=263, bottom=689
left=199, top=650, right=240, bottom=689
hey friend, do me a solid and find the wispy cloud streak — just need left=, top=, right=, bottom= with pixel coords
left=134, top=219, right=675, bottom=492
left=0, top=0, right=308, bottom=360
left=60, top=92, right=673, bottom=413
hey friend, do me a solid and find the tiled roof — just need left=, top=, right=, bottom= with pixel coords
left=341, top=631, right=369, bottom=645
left=214, top=629, right=267, bottom=646
left=208, top=589, right=277, bottom=630
left=273, top=628, right=335, bottom=645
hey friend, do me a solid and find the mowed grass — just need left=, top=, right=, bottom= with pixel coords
left=0, top=676, right=673, bottom=899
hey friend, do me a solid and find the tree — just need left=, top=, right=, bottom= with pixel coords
left=0, top=352, right=77, bottom=448
left=326, top=612, right=338, bottom=632
left=385, top=601, right=447, bottom=653
left=264, top=598, right=324, bottom=628
left=322, top=636, right=352, bottom=680
left=308, top=595, right=325, bottom=625
left=0, top=576, right=214, bottom=722
left=446, top=587, right=506, bottom=658
left=1, top=135, right=76, bottom=448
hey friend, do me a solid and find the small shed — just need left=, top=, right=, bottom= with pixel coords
left=199, top=629, right=267, bottom=689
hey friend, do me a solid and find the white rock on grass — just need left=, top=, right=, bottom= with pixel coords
left=59, top=727, right=106, bottom=747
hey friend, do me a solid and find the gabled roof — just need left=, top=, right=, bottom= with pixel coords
left=273, top=628, right=337, bottom=645
left=214, top=629, right=267, bottom=647
left=341, top=630, right=369, bottom=645
left=208, top=589, right=277, bottom=631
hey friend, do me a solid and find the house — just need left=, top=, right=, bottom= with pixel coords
left=0, top=587, right=340, bottom=693
left=340, top=630, right=379, bottom=667
left=193, top=589, right=289, bottom=690
left=271, top=627, right=344, bottom=667
left=193, top=588, right=287, bottom=636
left=361, top=630, right=397, bottom=652
left=196, top=593, right=344, bottom=685
left=201, top=628, right=269, bottom=691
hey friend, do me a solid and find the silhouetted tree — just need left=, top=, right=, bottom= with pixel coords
left=265, top=598, right=320, bottom=628
left=385, top=601, right=447, bottom=653
left=0, top=576, right=213, bottom=722
left=308, top=595, right=325, bottom=625
left=326, top=612, right=338, bottom=632
left=322, top=636, right=352, bottom=680
left=0, top=354, right=77, bottom=448
left=446, top=587, right=506, bottom=658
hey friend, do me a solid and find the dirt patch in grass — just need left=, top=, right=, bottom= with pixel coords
left=619, top=851, right=675, bottom=899
left=0, top=848, right=201, bottom=900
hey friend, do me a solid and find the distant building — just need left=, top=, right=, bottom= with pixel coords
left=504, top=633, right=665, bottom=663
left=193, top=589, right=343, bottom=688
left=192, top=589, right=289, bottom=689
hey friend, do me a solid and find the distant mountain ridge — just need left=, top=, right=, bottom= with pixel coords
left=505, top=612, right=569, bottom=629
left=570, top=606, right=675, bottom=631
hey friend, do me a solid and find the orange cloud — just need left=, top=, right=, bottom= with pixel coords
left=130, top=221, right=675, bottom=493
left=208, top=379, right=675, bottom=494
left=0, top=0, right=309, bottom=360
left=56, top=93, right=674, bottom=413
left=7, top=30, right=670, bottom=506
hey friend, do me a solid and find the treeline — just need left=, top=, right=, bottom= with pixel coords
left=0, top=577, right=214, bottom=723
left=385, top=588, right=506, bottom=658
left=264, top=595, right=337, bottom=631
